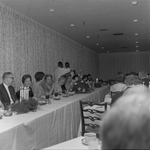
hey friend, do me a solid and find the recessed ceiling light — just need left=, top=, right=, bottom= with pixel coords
left=101, top=47, right=104, bottom=49
left=106, top=51, right=110, bottom=53
left=136, top=45, right=139, bottom=48
left=135, top=41, right=139, bottom=43
left=70, top=24, right=75, bottom=27
left=136, top=50, right=139, bottom=52
left=49, top=9, right=55, bottom=12
left=96, top=43, right=99, bottom=46
left=86, top=36, right=90, bottom=39
left=133, top=19, right=138, bottom=22
left=131, top=1, right=138, bottom=5
left=134, top=33, right=138, bottom=36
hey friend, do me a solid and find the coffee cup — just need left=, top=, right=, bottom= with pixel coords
left=84, top=132, right=97, bottom=145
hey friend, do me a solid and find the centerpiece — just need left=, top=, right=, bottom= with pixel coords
left=11, top=98, right=38, bottom=114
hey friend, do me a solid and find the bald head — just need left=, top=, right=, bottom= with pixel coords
left=101, top=85, right=150, bottom=149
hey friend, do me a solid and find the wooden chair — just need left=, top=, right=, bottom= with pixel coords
left=79, top=101, right=107, bottom=138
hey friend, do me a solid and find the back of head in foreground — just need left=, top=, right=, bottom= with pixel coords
left=101, top=85, right=150, bottom=150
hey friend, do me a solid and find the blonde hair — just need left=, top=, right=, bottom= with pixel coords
left=101, top=85, right=150, bottom=149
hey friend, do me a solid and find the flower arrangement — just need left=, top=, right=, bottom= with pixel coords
left=11, top=98, right=38, bottom=114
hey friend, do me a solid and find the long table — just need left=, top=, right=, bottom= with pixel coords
left=42, top=136, right=101, bottom=150
left=0, top=86, right=109, bottom=150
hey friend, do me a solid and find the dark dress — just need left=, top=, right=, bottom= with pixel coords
left=16, top=87, right=34, bottom=100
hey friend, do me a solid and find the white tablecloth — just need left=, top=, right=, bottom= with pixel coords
left=0, top=86, right=109, bottom=150
left=42, top=136, right=101, bottom=150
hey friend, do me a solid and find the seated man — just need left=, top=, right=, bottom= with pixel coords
left=101, top=85, right=150, bottom=149
left=0, top=72, right=17, bottom=109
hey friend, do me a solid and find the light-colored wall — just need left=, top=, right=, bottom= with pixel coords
left=0, top=3, right=99, bottom=90
left=99, top=52, right=150, bottom=80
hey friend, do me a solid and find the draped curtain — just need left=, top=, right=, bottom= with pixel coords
left=99, top=52, right=150, bottom=80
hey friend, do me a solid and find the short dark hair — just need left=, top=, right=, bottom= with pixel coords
left=22, top=74, right=32, bottom=84
left=2, top=72, right=13, bottom=80
left=72, top=74, right=79, bottom=80
left=34, top=72, right=45, bottom=82
left=65, top=62, right=70, bottom=68
left=58, top=61, right=63, bottom=68
left=82, top=75, right=88, bottom=80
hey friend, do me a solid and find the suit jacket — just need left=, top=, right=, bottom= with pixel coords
left=0, top=83, right=16, bottom=105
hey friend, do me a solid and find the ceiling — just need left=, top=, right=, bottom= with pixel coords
left=1, top=0, right=150, bottom=53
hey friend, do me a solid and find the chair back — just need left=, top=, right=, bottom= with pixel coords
left=80, top=101, right=107, bottom=137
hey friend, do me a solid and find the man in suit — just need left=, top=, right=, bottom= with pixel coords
left=0, top=72, right=16, bottom=108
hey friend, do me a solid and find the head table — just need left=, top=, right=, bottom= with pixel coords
left=0, top=86, right=109, bottom=150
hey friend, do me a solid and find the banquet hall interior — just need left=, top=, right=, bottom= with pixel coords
left=0, top=0, right=150, bottom=150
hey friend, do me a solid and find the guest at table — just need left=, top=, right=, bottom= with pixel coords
left=54, top=61, right=70, bottom=82
left=87, top=74, right=93, bottom=82
left=101, top=85, right=150, bottom=149
left=41, top=74, right=53, bottom=94
left=33, top=71, right=45, bottom=98
left=64, top=73, right=73, bottom=91
left=0, top=72, right=17, bottom=108
left=111, top=74, right=142, bottom=105
left=49, top=76, right=66, bottom=95
left=138, top=71, right=150, bottom=87
left=16, top=74, right=34, bottom=100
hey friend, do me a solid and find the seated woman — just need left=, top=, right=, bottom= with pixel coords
left=16, top=74, right=34, bottom=100
left=41, top=74, right=53, bottom=94
left=64, top=73, right=73, bottom=92
left=49, top=76, right=66, bottom=95
left=32, top=71, right=45, bottom=99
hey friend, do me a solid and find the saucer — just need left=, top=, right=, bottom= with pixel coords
left=81, top=138, right=88, bottom=146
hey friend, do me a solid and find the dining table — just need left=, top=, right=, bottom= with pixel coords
left=42, top=136, right=102, bottom=150
left=0, top=86, right=109, bottom=150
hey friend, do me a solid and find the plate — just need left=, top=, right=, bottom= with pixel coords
left=38, top=100, right=47, bottom=105
left=53, top=96, right=61, bottom=100
left=3, top=111, right=12, bottom=117
left=62, top=94, right=69, bottom=97
left=81, top=138, right=88, bottom=146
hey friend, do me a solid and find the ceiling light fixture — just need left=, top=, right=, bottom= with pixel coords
left=134, top=33, right=138, bottom=36
left=136, top=45, right=139, bottom=48
left=133, top=19, right=138, bottom=22
left=106, top=51, right=110, bottom=53
left=49, top=9, right=55, bottom=12
left=96, top=43, right=99, bottom=46
left=101, top=47, right=104, bottom=49
left=86, top=36, right=90, bottom=39
left=70, top=24, right=75, bottom=27
left=136, top=50, right=139, bottom=52
left=131, top=1, right=138, bottom=5
left=135, top=41, right=139, bottom=43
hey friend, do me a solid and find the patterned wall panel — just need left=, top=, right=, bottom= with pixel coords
left=0, top=3, right=99, bottom=90
left=99, top=52, right=150, bottom=80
